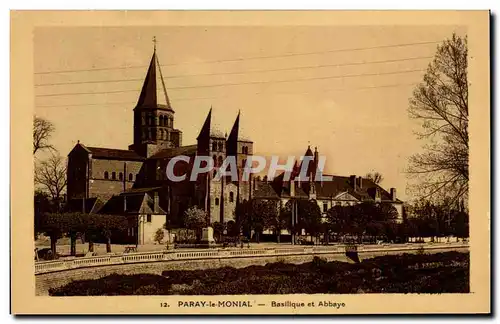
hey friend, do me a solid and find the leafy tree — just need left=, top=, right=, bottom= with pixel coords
left=184, top=206, right=207, bottom=242
left=236, top=200, right=253, bottom=238
left=226, top=220, right=239, bottom=237
left=33, top=116, right=55, bottom=155
left=297, top=200, right=322, bottom=243
left=98, top=214, right=128, bottom=253
left=251, top=200, right=277, bottom=243
left=154, top=228, right=164, bottom=244
left=325, top=205, right=350, bottom=242
left=212, top=221, right=225, bottom=242
left=408, top=33, right=468, bottom=203
left=453, top=211, right=469, bottom=238
left=34, top=190, right=56, bottom=239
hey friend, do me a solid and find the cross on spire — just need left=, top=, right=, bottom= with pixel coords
left=153, top=36, right=157, bottom=52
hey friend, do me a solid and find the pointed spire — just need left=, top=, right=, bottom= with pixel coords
left=226, top=111, right=240, bottom=157
left=304, top=145, right=313, bottom=157
left=197, top=107, right=212, bottom=141
left=135, top=46, right=173, bottom=112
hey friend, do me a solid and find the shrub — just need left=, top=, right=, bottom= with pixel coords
left=154, top=228, right=164, bottom=244
left=49, top=252, right=469, bottom=295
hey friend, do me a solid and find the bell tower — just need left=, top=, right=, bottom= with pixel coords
left=129, top=38, right=182, bottom=157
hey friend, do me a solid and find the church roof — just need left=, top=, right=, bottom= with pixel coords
left=149, top=144, right=198, bottom=159
left=86, top=146, right=145, bottom=161
left=135, top=50, right=173, bottom=112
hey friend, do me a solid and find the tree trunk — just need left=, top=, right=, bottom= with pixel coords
left=80, top=232, right=86, bottom=244
left=277, top=230, right=281, bottom=244
left=256, top=231, right=260, bottom=243
left=70, top=231, right=76, bottom=256
left=89, top=240, right=94, bottom=253
left=50, top=234, right=57, bottom=258
left=106, top=237, right=112, bottom=253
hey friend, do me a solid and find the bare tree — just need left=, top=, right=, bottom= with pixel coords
left=366, top=172, right=384, bottom=184
left=34, top=152, right=67, bottom=201
left=33, top=116, right=55, bottom=154
left=407, top=33, right=468, bottom=204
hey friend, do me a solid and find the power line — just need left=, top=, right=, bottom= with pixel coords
left=36, top=82, right=418, bottom=108
left=34, top=40, right=440, bottom=75
left=35, top=68, right=425, bottom=98
left=34, top=55, right=432, bottom=87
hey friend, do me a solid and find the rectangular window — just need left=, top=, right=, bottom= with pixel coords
left=146, top=214, right=152, bottom=223
left=323, top=203, right=328, bottom=213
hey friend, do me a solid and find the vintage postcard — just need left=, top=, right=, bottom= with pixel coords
left=11, top=10, right=490, bottom=315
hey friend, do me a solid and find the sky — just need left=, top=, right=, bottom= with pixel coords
left=33, top=25, right=466, bottom=200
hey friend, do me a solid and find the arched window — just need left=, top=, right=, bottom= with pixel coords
left=213, top=155, right=217, bottom=167
left=218, top=156, right=223, bottom=167
left=212, top=142, right=217, bottom=151
left=159, top=115, right=164, bottom=126
left=104, top=171, right=109, bottom=179
left=111, top=172, right=116, bottom=180
left=119, top=172, right=123, bottom=181
left=129, top=173, right=133, bottom=181
left=218, top=142, right=223, bottom=152
left=213, top=170, right=217, bottom=178
left=215, top=198, right=219, bottom=206
left=159, top=129, right=164, bottom=141
left=229, top=192, right=234, bottom=202
left=150, top=114, right=156, bottom=126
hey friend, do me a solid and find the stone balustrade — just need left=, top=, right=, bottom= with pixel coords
left=35, top=241, right=469, bottom=275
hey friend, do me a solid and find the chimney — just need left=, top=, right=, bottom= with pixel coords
left=350, top=175, right=357, bottom=191
left=357, top=177, right=363, bottom=189
left=375, top=187, right=381, bottom=202
left=390, top=188, right=397, bottom=201
left=153, top=191, right=159, bottom=213
left=290, top=179, right=295, bottom=197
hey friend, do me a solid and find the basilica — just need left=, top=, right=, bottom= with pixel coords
left=66, top=48, right=403, bottom=244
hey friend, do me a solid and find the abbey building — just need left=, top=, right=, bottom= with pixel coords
left=66, top=48, right=403, bottom=244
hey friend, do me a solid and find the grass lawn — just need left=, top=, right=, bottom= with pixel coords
left=49, top=251, right=469, bottom=295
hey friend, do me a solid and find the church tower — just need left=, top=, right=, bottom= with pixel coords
left=129, top=42, right=182, bottom=158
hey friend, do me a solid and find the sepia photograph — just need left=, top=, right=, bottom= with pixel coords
left=10, top=10, right=490, bottom=315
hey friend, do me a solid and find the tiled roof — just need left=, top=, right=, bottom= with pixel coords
left=99, top=192, right=166, bottom=215
left=257, top=172, right=399, bottom=202
left=253, top=182, right=280, bottom=199
left=86, top=147, right=145, bottom=161
left=149, top=144, right=198, bottom=159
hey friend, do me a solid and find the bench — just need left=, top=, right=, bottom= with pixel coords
left=124, top=246, right=138, bottom=253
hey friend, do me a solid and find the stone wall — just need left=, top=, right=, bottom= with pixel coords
left=88, top=159, right=143, bottom=197
left=35, top=246, right=468, bottom=296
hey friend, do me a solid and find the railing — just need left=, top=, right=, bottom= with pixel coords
left=34, top=241, right=469, bottom=275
